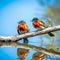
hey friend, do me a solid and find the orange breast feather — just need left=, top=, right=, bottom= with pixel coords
left=33, top=20, right=40, bottom=28
left=18, top=24, right=28, bottom=32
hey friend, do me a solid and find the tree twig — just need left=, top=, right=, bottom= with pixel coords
left=0, top=25, right=60, bottom=41
left=0, top=42, right=60, bottom=58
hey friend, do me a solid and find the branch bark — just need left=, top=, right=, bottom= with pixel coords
left=0, top=42, right=60, bottom=58
left=0, top=25, right=60, bottom=41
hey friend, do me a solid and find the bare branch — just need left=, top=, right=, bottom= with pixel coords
left=0, top=42, right=60, bottom=58
left=0, top=25, right=60, bottom=41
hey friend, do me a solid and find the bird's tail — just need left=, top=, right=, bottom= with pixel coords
left=48, top=32, right=55, bottom=37
left=23, top=38, right=28, bottom=43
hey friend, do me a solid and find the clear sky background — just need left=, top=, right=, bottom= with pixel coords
left=0, top=0, right=60, bottom=60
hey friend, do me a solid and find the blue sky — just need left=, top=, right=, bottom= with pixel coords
left=0, top=0, right=55, bottom=36
left=0, top=0, right=46, bottom=36
left=0, top=0, right=60, bottom=60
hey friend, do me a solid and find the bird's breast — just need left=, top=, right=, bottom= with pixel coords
left=33, top=22, right=40, bottom=28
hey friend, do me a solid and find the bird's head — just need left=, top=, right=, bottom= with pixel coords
left=31, top=18, right=39, bottom=22
left=18, top=20, right=26, bottom=24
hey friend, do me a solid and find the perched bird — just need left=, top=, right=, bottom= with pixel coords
left=17, top=20, right=29, bottom=42
left=31, top=18, right=55, bottom=37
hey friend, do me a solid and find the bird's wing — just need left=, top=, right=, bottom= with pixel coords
left=26, top=25, right=30, bottom=32
left=24, top=25, right=29, bottom=32
left=40, top=20, right=48, bottom=28
left=39, top=20, right=44, bottom=26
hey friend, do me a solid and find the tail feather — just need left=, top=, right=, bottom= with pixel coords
left=48, top=32, right=55, bottom=37
left=23, top=38, right=28, bottom=43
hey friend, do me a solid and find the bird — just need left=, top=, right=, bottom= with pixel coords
left=17, top=20, right=29, bottom=42
left=31, top=18, right=55, bottom=37
left=32, top=52, right=47, bottom=60
left=17, top=48, right=29, bottom=60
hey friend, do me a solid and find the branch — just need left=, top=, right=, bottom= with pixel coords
left=0, top=25, right=60, bottom=41
left=0, top=42, right=60, bottom=58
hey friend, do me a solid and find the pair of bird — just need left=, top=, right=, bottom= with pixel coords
left=17, top=18, right=55, bottom=42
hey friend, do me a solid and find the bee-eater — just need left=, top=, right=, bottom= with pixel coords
left=17, top=20, right=29, bottom=42
left=31, top=18, right=55, bottom=37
